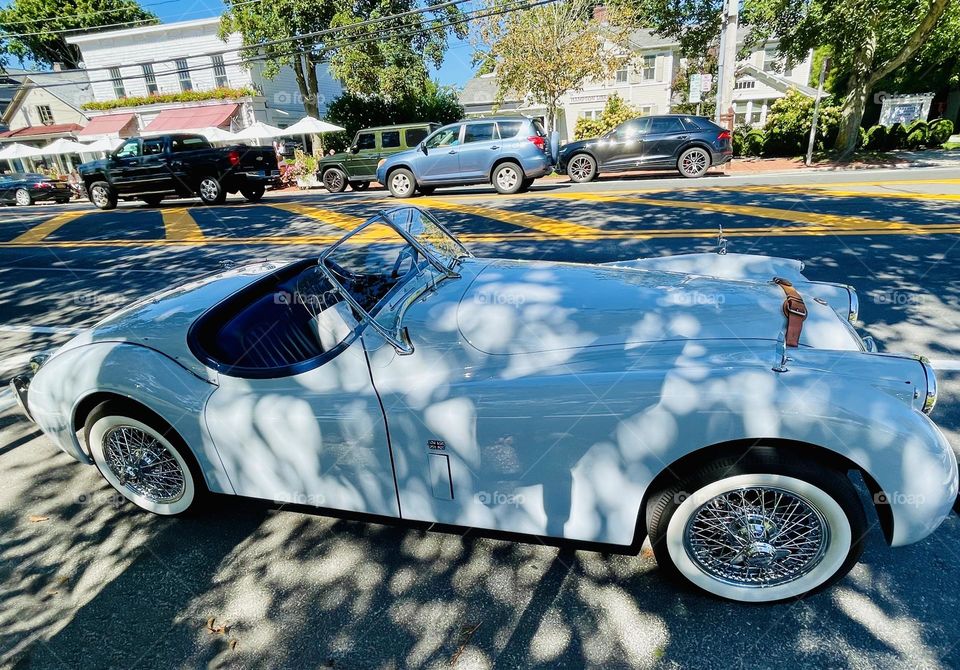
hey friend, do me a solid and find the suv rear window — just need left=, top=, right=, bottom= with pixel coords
left=496, top=120, right=523, bottom=138
left=405, top=127, right=429, bottom=146
left=532, top=120, right=547, bottom=137
left=464, top=123, right=496, bottom=143
left=381, top=130, right=400, bottom=148
left=649, top=117, right=685, bottom=133
left=681, top=116, right=717, bottom=131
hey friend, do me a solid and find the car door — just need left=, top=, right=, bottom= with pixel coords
left=418, top=124, right=463, bottom=183
left=597, top=118, right=649, bottom=171
left=204, top=318, right=400, bottom=517
left=642, top=117, right=691, bottom=166
left=351, top=131, right=380, bottom=179
left=137, top=136, right=175, bottom=193
left=109, top=138, right=142, bottom=194
left=456, top=121, right=499, bottom=181
left=0, top=176, right=13, bottom=202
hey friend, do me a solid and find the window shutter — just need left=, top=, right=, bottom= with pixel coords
left=655, top=55, right=664, bottom=82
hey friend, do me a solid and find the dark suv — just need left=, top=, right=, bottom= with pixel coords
left=558, top=114, right=732, bottom=181
left=317, top=122, right=439, bottom=192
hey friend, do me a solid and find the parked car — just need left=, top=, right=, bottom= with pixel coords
left=376, top=116, right=559, bottom=197
left=558, top=114, right=733, bottom=181
left=0, top=172, right=72, bottom=206
left=317, top=123, right=439, bottom=193
left=12, top=206, right=956, bottom=604
left=78, top=134, right=280, bottom=210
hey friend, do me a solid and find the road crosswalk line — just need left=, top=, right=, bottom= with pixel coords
left=161, top=207, right=205, bottom=241
left=416, top=197, right=599, bottom=238
left=268, top=202, right=364, bottom=230
left=10, top=211, right=88, bottom=244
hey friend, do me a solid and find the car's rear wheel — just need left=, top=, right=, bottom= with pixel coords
left=240, top=185, right=265, bottom=202
left=492, top=162, right=524, bottom=194
left=142, top=195, right=163, bottom=207
left=322, top=168, right=348, bottom=193
left=198, top=176, right=226, bottom=205
left=387, top=168, right=416, bottom=198
left=85, top=401, right=203, bottom=516
left=567, top=153, right=597, bottom=183
left=89, top=181, right=117, bottom=210
left=14, top=188, right=32, bottom=206
left=647, top=450, right=865, bottom=603
left=349, top=180, right=369, bottom=191
left=678, top=147, right=711, bottom=178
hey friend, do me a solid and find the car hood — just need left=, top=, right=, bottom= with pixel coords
left=56, top=262, right=283, bottom=380
left=456, top=258, right=859, bottom=356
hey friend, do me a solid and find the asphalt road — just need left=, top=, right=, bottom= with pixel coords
left=2, top=166, right=960, bottom=669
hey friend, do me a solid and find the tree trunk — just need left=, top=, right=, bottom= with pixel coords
left=291, top=54, right=320, bottom=118
left=835, top=29, right=876, bottom=157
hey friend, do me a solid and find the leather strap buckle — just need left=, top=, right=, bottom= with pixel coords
left=773, top=276, right=807, bottom=348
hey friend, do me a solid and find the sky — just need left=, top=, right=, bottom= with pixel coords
left=149, top=0, right=475, bottom=87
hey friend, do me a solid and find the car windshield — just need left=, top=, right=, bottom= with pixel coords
left=312, top=207, right=470, bottom=351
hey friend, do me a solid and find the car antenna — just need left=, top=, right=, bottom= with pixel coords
left=716, top=223, right=727, bottom=255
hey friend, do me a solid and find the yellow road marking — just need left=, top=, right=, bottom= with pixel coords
left=161, top=207, right=205, bottom=241
left=10, top=210, right=88, bottom=244
left=269, top=202, right=364, bottom=230
left=740, top=185, right=960, bottom=202
left=417, top=197, right=599, bottom=238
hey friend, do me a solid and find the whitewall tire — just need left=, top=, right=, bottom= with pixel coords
left=86, top=404, right=199, bottom=515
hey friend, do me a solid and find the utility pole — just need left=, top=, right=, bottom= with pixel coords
left=805, top=58, right=830, bottom=166
left=714, top=0, right=739, bottom=128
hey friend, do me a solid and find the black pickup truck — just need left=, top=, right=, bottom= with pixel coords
left=78, top=133, right=280, bottom=209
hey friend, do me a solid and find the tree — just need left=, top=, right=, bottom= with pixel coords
left=743, top=0, right=956, bottom=156
left=573, top=93, right=640, bottom=139
left=0, top=0, right=156, bottom=68
left=220, top=0, right=466, bottom=118
left=473, top=0, right=634, bottom=134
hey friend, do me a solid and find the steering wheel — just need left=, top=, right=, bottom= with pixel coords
left=391, top=246, right=418, bottom=279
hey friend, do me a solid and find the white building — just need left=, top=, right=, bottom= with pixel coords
left=461, top=29, right=814, bottom=140
left=65, top=17, right=341, bottom=137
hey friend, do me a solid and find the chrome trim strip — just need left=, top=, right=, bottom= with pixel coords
left=918, top=357, right=938, bottom=414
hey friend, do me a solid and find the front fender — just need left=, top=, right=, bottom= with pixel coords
left=28, top=341, right=234, bottom=493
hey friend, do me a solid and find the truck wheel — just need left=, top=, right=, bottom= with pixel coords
left=492, top=162, right=524, bottom=194
left=89, top=181, right=117, bottom=210
left=349, top=181, right=369, bottom=191
left=198, top=176, right=226, bottom=205
left=142, top=195, right=163, bottom=207
left=322, top=168, right=348, bottom=193
left=240, top=185, right=265, bottom=202
left=387, top=168, right=416, bottom=198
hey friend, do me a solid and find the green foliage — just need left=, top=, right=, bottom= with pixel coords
left=759, top=89, right=840, bottom=157
left=905, top=120, right=929, bottom=149
left=742, top=129, right=766, bottom=157
left=573, top=94, right=640, bottom=140
left=886, top=122, right=908, bottom=150
left=324, top=83, right=464, bottom=152
left=221, top=0, right=465, bottom=116
left=285, top=149, right=318, bottom=179
left=81, top=87, right=256, bottom=111
left=670, top=52, right=717, bottom=117
left=863, top=125, right=887, bottom=151
left=607, top=0, right=722, bottom=56
left=930, top=118, right=955, bottom=145
left=0, top=0, right=156, bottom=67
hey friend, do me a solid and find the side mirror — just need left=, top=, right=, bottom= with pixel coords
left=419, top=142, right=428, bottom=155
left=348, top=145, right=359, bottom=154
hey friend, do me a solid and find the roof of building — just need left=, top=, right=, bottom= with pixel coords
left=65, top=17, right=220, bottom=44
left=0, top=123, right=83, bottom=139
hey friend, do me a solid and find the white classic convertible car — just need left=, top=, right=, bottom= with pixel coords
left=12, top=207, right=957, bottom=603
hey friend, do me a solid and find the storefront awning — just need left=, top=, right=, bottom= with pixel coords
left=143, top=104, right=239, bottom=133
left=78, top=113, right=137, bottom=137
left=0, top=123, right=83, bottom=141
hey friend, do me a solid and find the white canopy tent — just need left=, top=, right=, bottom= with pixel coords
left=199, top=127, right=239, bottom=144
left=38, top=138, right=90, bottom=155
left=233, top=121, right=285, bottom=142
left=278, top=117, right=344, bottom=136
left=80, top=137, right=119, bottom=153
left=0, top=142, right=42, bottom=173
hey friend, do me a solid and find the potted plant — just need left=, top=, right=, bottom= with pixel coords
left=288, top=150, right=320, bottom=189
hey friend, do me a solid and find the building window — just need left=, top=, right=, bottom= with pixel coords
left=142, top=63, right=158, bottom=95
left=212, top=55, right=228, bottom=88
left=641, top=55, right=657, bottom=81
left=579, top=109, right=602, bottom=120
left=615, top=64, right=628, bottom=83
left=109, top=67, right=125, bottom=98
left=175, top=58, right=192, bottom=91
left=638, top=105, right=654, bottom=116
left=734, top=78, right=755, bottom=90
left=35, top=104, right=53, bottom=125
left=763, top=49, right=779, bottom=72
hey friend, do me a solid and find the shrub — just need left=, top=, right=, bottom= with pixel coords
left=863, top=124, right=887, bottom=150
left=886, top=122, right=908, bottom=150
left=573, top=117, right=605, bottom=141
left=573, top=94, right=642, bottom=140
left=81, top=87, right=257, bottom=110
left=742, top=129, right=765, bottom=156
left=905, top=120, right=929, bottom=149
left=930, top=118, right=955, bottom=145
left=760, top=89, right=840, bottom=157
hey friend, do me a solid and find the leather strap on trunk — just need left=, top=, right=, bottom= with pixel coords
left=773, top=277, right=807, bottom=348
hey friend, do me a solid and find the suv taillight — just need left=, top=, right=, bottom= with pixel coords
left=528, top=135, right=545, bottom=151
left=717, top=130, right=731, bottom=141
left=227, top=150, right=240, bottom=166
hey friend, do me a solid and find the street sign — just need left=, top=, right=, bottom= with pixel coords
left=689, top=74, right=702, bottom=104
left=701, top=74, right=713, bottom=93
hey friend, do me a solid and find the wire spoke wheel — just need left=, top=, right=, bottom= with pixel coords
left=684, top=486, right=829, bottom=588
left=102, top=425, right=186, bottom=504
left=15, top=189, right=30, bottom=206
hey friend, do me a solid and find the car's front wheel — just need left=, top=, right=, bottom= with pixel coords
left=387, top=168, right=416, bottom=198
left=492, top=162, right=524, bottom=194
left=89, top=181, right=117, bottom=210
left=322, top=168, right=348, bottom=193
left=567, top=153, right=597, bottom=183
left=85, top=401, right=202, bottom=516
left=647, top=450, right=865, bottom=603
left=677, top=147, right=711, bottom=178
left=198, top=176, right=226, bottom=205
left=14, top=188, right=32, bottom=206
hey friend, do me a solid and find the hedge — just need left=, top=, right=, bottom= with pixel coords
left=930, top=118, right=955, bottom=145
left=81, top=87, right=257, bottom=111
